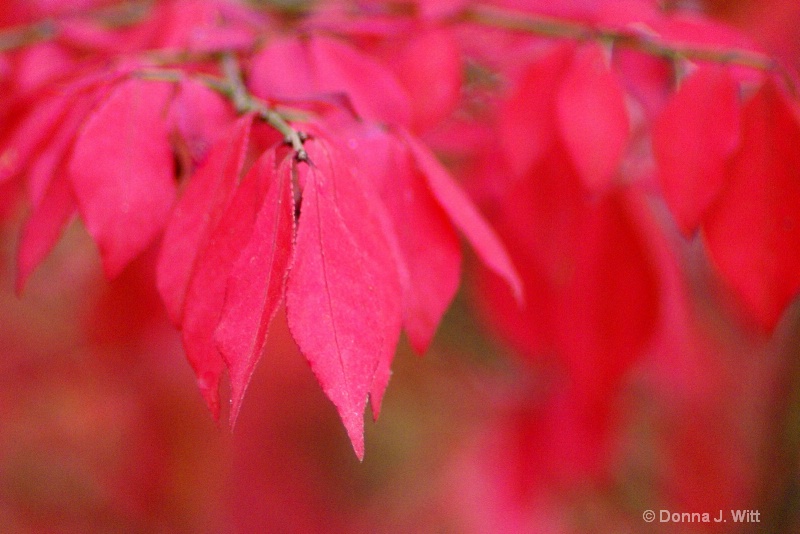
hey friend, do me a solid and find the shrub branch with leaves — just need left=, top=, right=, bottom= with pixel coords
left=2, top=0, right=799, bottom=462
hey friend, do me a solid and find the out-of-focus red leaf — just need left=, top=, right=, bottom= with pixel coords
left=368, top=130, right=460, bottom=354
left=703, top=81, right=800, bottom=331
left=69, top=78, right=176, bottom=278
left=14, top=82, right=111, bottom=291
left=403, top=131, right=523, bottom=303
left=613, top=48, right=673, bottom=120
left=414, top=0, right=467, bottom=20
left=474, top=144, right=662, bottom=400
left=0, top=93, right=71, bottom=186
left=16, top=173, right=76, bottom=293
left=11, top=43, right=77, bottom=94
left=499, top=43, right=575, bottom=178
left=249, top=35, right=411, bottom=126
left=311, top=36, right=411, bottom=126
left=653, top=66, right=740, bottom=235
left=248, top=37, right=315, bottom=101
left=392, top=28, right=462, bottom=133
left=188, top=26, right=256, bottom=53
left=286, top=138, right=403, bottom=460
left=157, top=115, right=253, bottom=326
left=558, top=191, right=661, bottom=399
left=216, top=150, right=295, bottom=427
left=556, top=43, right=630, bottom=192
left=26, top=88, right=103, bottom=207
left=168, top=77, right=237, bottom=164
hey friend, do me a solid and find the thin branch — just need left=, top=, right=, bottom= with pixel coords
left=0, top=1, right=150, bottom=53
left=218, top=53, right=308, bottom=161
left=462, top=3, right=794, bottom=90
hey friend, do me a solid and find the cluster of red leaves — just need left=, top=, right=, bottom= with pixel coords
left=2, top=0, right=800, bottom=463
left=0, top=0, right=523, bottom=459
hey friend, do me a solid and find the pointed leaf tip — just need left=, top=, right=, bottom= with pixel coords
left=215, top=150, right=294, bottom=428
left=402, top=131, right=524, bottom=305
left=285, top=137, right=402, bottom=459
left=702, top=80, right=800, bottom=331
left=557, top=44, right=630, bottom=192
left=653, top=66, right=740, bottom=235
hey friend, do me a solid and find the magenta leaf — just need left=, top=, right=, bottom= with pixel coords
left=653, top=66, right=740, bottom=235
left=286, top=137, right=403, bottom=460
left=402, top=131, right=524, bottom=304
left=215, top=149, right=295, bottom=427
left=355, top=128, right=460, bottom=354
left=556, top=43, right=630, bottom=192
left=157, top=114, right=253, bottom=326
left=69, top=78, right=176, bottom=278
left=16, top=172, right=76, bottom=293
left=703, top=81, right=800, bottom=331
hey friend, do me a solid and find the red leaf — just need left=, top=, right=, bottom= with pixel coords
left=403, top=131, right=524, bottom=304
left=249, top=35, right=411, bottom=126
left=653, top=66, right=740, bottom=235
left=556, top=44, right=630, bottom=191
left=286, top=138, right=403, bottom=459
left=179, top=147, right=275, bottom=420
left=157, top=114, right=253, bottom=326
left=357, top=128, right=460, bottom=354
left=15, top=83, right=111, bottom=291
left=0, top=93, right=69, bottom=186
left=499, top=43, right=575, bottom=178
left=26, top=89, right=102, bottom=207
left=215, top=150, right=295, bottom=427
left=247, top=37, right=315, bottom=101
left=392, top=28, right=462, bottom=132
left=168, top=77, right=237, bottom=164
left=69, top=78, right=176, bottom=278
left=703, top=81, right=800, bottom=331
left=311, top=36, right=411, bottom=126
left=558, top=191, right=661, bottom=400
left=16, top=172, right=76, bottom=293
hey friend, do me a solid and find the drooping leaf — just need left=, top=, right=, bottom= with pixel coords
left=69, top=78, right=176, bottom=278
left=215, top=149, right=295, bottom=427
left=0, top=93, right=70, bottom=186
left=179, top=146, right=275, bottom=420
left=355, top=127, right=460, bottom=354
left=286, top=137, right=403, bottom=459
left=653, top=66, right=740, bottom=235
left=556, top=43, right=630, bottom=192
left=168, top=77, right=237, bottom=164
left=249, top=35, right=412, bottom=126
left=15, top=80, right=115, bottom=291
left=157, top=114, right=253, bottom=326
left=392, top=28, right=462, bottom=132
left=403, top=131, right=524, bottom=304
left=703, top=81, right=800, bottom=331
left=499, top=43, right=575, bottom=178
left=558, top=190, right=661, bottom=401
left=16, top=172, right=76, bottom=293
left=26, top=88, right=103, bottom=207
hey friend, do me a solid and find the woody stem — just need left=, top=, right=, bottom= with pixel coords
left=462, top=4, right=791, bottom=84
left=219, top=53, right=308, bottom=161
